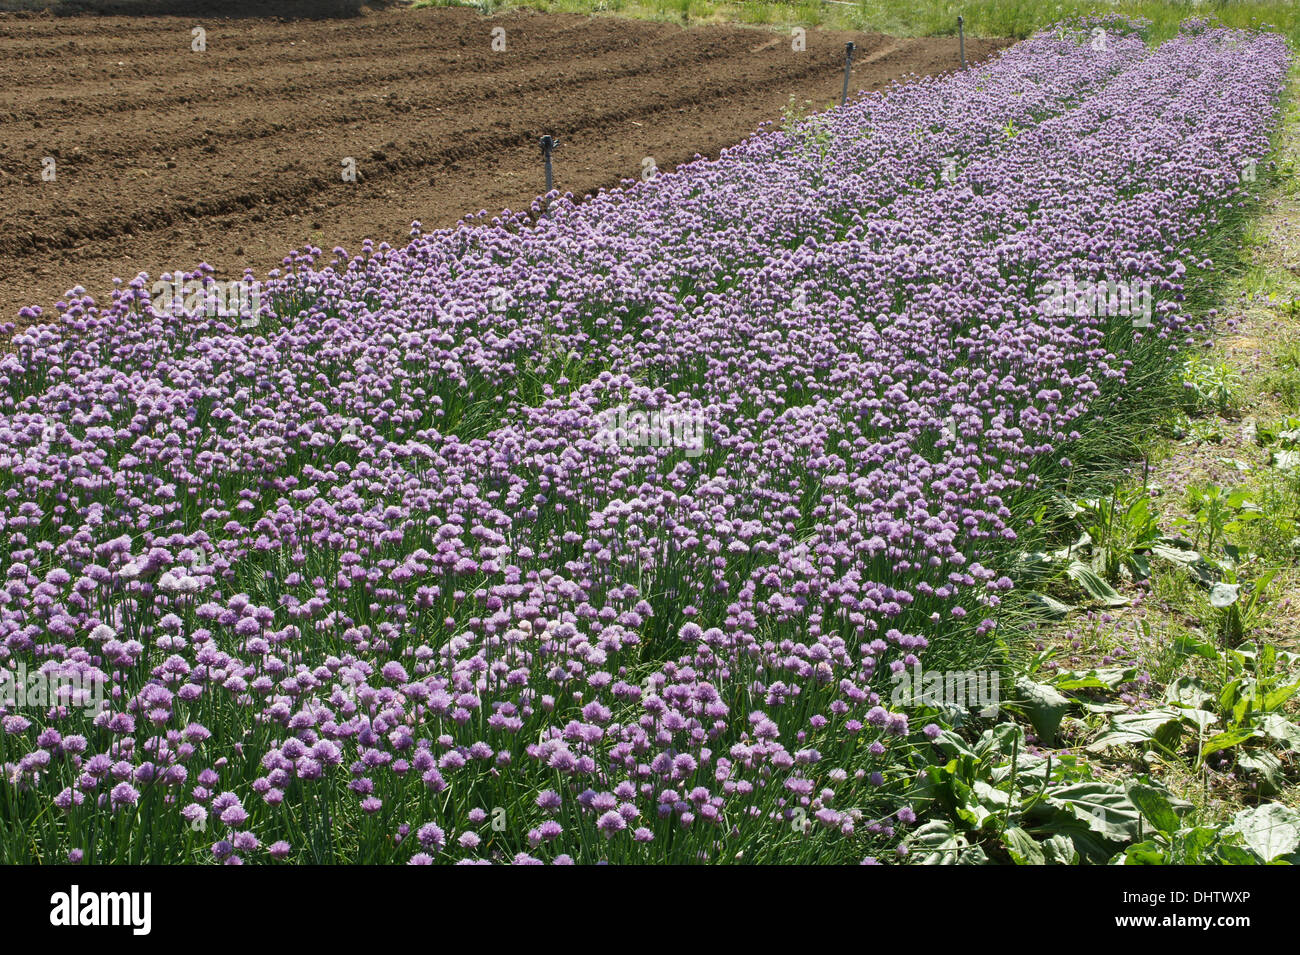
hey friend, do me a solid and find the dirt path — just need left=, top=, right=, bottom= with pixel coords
left=0, top=6, right=1010, bottom=322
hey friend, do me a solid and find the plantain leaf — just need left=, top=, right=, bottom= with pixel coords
left=1026, top=591, right=1074, bottom=619
left=1236, top=750, right=1283, bottom=795
left=1261, top=713, right=1300, bottom=754
left=907, top=820, right=967, bottom=865
left=1125, top=782, right=1180, bottom=836
left=1052, top=666, right=1137, bottom=691
left=1087, top=708, right=1184, bottom=753
left=1046, top=782, right=1143, bottom=841
left=1209, top=582, right=1241, bottom=608
left=1040, top=833, right=1078, bottom=864
left=1001, top=826, right=1045, bottom=865
left=1164, top=676, right=1214, bottom=709
left=1066, top=560, right=1129, bottom=607
left=1223, top=803, right=1300, bottom=863
left=1014, top=677, right=1072, bottom=746
left=1200, top=725, right=1261, bottom=758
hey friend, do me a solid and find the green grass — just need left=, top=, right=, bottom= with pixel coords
left=413, top=0, right=1300, bottom=45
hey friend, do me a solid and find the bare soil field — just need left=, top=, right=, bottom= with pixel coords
left=0, top=5, right=1009, bottom=322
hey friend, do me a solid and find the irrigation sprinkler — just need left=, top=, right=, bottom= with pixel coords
left=842, top=41, right=855, bottom=107
left=958, top=16, right=967, bottom=71
left=540, top=135, right=559, bottom=196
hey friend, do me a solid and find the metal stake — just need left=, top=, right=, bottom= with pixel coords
left=540, top=135, right=558, bottom=195
left=958, top=16, right=967, bottom=71
left=841, top=41, right=855, bottom=107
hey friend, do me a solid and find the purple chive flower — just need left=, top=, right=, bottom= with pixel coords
left=597, top=811, right=627, bottom=837
left=417, top=823, right=446, bottom=850
left=219, top=805, right=249, bottom=828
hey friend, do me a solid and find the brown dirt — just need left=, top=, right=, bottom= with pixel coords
left=0, top=5, right=1010, bottom=323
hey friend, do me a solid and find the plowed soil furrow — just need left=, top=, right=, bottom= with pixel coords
left=0, top=6, right=1010, bottom=323
left=5, top=33, right=890, bottom=178
left=2, top=42, right=890, bottom=255
left=0, top=19, right=689, bottom=114
left=2, top=28, right=833, bottom=134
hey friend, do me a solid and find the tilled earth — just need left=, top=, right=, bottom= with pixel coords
left=0, top=5, right=1010, bottom=322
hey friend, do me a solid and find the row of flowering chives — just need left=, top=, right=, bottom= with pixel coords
left=0, top=21, right=1289, bottom=863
